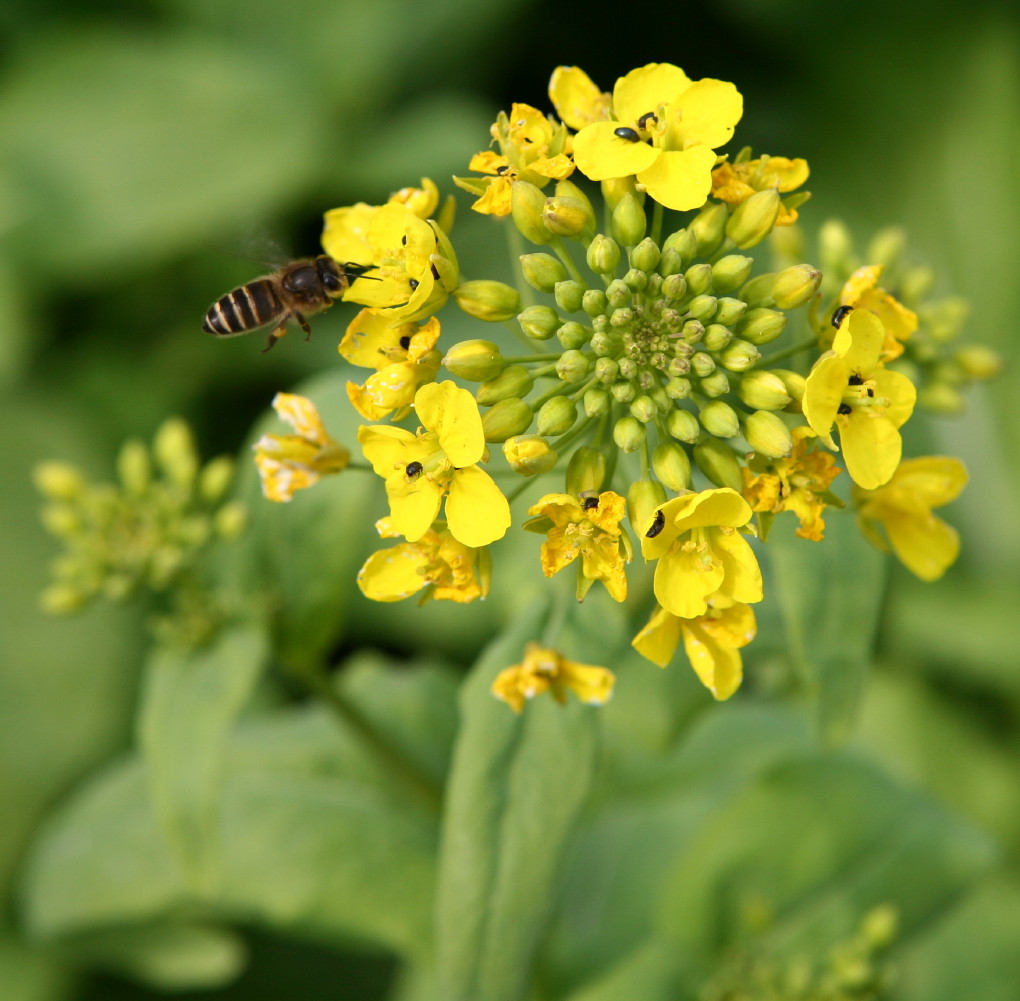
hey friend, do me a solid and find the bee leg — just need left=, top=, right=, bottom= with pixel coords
left=294, top=312, right=313, bottom=343
left=261, top=325, right=287, bottom=354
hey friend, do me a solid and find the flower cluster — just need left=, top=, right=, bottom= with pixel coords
left=225, top=62, right=996, bottom=707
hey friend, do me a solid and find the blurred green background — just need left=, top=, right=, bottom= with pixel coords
left=2, top=0, right=1019, bottom=998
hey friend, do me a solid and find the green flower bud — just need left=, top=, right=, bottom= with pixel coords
left=631, top=237, right=660, bottom=273
left=605, top=279, right=631, bottom=309
left=738, top=369, right=791, bottom=412
left=555, top=177, right=596, bottom=214
left=554, top=280, right=585, bottom=314
left=537, top=396, right=577, bottom=436
left=743, top=410, right=793, bottom=458
left=861, top=904, right=899, bottom=950
left=476, top=365, right=534, bottom=405
left=40, top=503, right=81, bottom=538
left=600, top=175, right=640, bottom=211
left=954, top=344, right=1004, bottom=379
left=630, top=395, right=656, bottom=423
left=652, top=442, right=692, bottom=491
left=618, top=358, right=637, bottom=379
left=595, top=357, right=619, bottom=382
left=771, top=369, right=806, bottom=412
left=665, top=376, right=692, bottom=399
left=622, top=268, right=648, bottom=293
left=658, top=246, right=683, bottom=278
left=590, top=331, right=612, bottom=355
left=691, top=351, right=716, bottom=377
left=611, top=381, right=636, bottom=403
left=682, top=319, right=705, bottom=343
left=544, top=196, right=594, bottom=239
left=661, top=273, right=687, bottom=301
left=611, top=192, right=646, bottom=246
left=117, top=439, right=151, bottom=496
left=518, top=304, right=561, bottom=340
left=557, top=321, right=590, bottom=350
left=687, top=294, right=718, bottom=322
left=771, top=264, right=822, bottom=310
left=610, top=307, right=633, bottom=327
left=738, top=307, right=787, bottom=345
left=613, top=415, right=645, bottom=453
left=583, top=387, right=610, bottom=417
left=587, top=234, right=621, bottom=275
left=483, top=398, right=535, bottom=442
left=555, top=349, right=590, bottom=383
left=739, top=272, right=777, bottom=308
left=582, top=288, right=608, bottom=316
left=504, top=434, right=557, bottom=475
left=566, top=446, right=607, bottom=495
left=520, top=253, right=566, bottom=292
left=684, top=262, right=713, bottom=296
left=33, top=461, right=85, bottom=501
left=714, top=296, right=747, bottom=327
left=689, top=201, right=729, bottom=256
left=628, top=479, right=668, bottom=536
left=819, top=219, right=854, bottom=275
left=215, top=500, right=248, bottom=539
left=725, top=188, right=781, bottom=248
left=40, top=583, right=88, bottom=615
left=662, top=228, right=697, bottom=270
left=442, top=339, right=505, bottom=381
left=867, top=226, right=907, bottom=268
left=511, top=180, right=552, bottom=244
left=693, top=437, right=743, bottom=491
left=667, top=407, right=700, bottom=443
left=154, top=418, right=198, bottom=490
left=710, top=254, right=755, bottom=294
left=454, top=280, right=522, bottom=321
left=698, top=371, right=731, bottom=397
left=718, top=339, right=761, bottom=372
left=918, top=382, right=965, bottom=414
left=699, top=399, right=740, bottom=438
left=702, top=322, right=732, bottom=352
left=901, top=265, right=935, bottom=304
left=199, top=456, right=234, bottom=504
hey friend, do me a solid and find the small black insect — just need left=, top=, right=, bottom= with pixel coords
left=831, top=304, right=854, bottom=329
left=405, top=461, right=424, bottom=478
left=582, top=495, right=600, bottom=510
left=614, top=126, right=640, bottom=142
left=645, top=509, right=666, bottom=538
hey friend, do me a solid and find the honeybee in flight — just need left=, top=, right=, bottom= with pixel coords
left=203, top=255, right=376, bottom=353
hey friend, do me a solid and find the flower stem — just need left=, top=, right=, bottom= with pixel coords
left=759, top=337, right=819, bottom=367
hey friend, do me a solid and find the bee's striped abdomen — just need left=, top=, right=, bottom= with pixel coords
left=203, top=279, right=283, bottom=336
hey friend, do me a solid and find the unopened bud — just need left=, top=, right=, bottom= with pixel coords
left=630, top=395, right=657, bottom=423
left=520, top=253, right=566, bottom=292
left=33, top=461, right=85, bottom=501
left=665, top=376, right=692, bottom=400
left=662, top=228, right=697, bottom=271
left=40, top=583, right=88, bottom=615
left=503, top=434, right=557, bottom=475
left=698, top=371, right=730, bottom=397
left=554, top=280, right=585, bottom=314
left=694, top=437, right=743, bottom=491
left=537, top=396, right=578, bottom=436
left=482, top=398, right=534, bottom=442
left=199, top=456, right=234, bottom=504
left=476, top=365, right=534, bottom=405
left=454, top=280, right=521, bottom=322
left=652, top=442, right=692, bottom=491
left=154, top=418, right=198, bottom=489
left=725, top=188, right=781, bottom=248
left=689, top=201, right=729, bottom=256
left=623, top=268, right=648, bottom=293
left=442, top=339, right=505, bottom=381
left=557, top=321, right=590, bottom=350
left=711, top=254, right=754, bottom=294
left=771, top=264, right=822, bottom=310
left=587, top=234, right=621, bottom=275
left=511, top=181, right=553, bottom=244
left=117, top=439, right=151, bottom=496
left=867, top=227, right=907, bottom=268
left=684, top=263, right=713, bottom=296
left=556, top=349, right=591, bottom=383
left=543, top=196, right=594, bottom=239
left=631, top=237, right=660, bottom=273
left=918, top=382, right=965, bottom=414
left=714, top=297, right=747, bottom=326
left=687, top=294, right=718, bottom=322
left=819, top=219, right=854, bottom=275
left=739, top=273, right=777, bottom=308
left=738, top=307, right=787, bottom=345
left=699, top=399, right=740, bottom=438
left=566, top=446, right=607, bottom=495
left=609, top=307, right=633, bottom=327
left=215, top=500, right=248, bottom=539
left=611, top=192, right=647, bottom=246
left=691, top=352, right=716, bottom=377
left=518, top=304, right=560, bottom=340
left=662, top=273, right=687, bottom=301
left=771, top=369, right=806, bottom=412
left=743, top=410, right=794, bottom=458
left=628, top=479, right=668, bottom=537
left=702, top=323, right=732, bottom=352
left=601, top=175, right=640, bottom=211
left=582, top=288, right=608, bottom=316
left=954, top=344, right=1004, bottom=379
left=667, top=408, right=700, bottom=443
left=611, top=380, right=636, bottom=403
left=613, top=416, right=645, bottom=452
left=583, top=387, right=610, bottom=416
left=719, top=339, right=760, bottom=372
left=737, top=370, right=792, bottom=410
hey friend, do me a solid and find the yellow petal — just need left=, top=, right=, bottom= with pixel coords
left=415, top=381, right=484, bottom=466
left=271, top=393, right=328, bottom=444
left=872, top=368, right=916, bottom=429
left=680, top=617, right=743, bottom=699
left=671, top=487, right=753, bottom=534
left=841, top=415, right=901, bottom=490
left=653, top=546, right=722, bottom=619
left=386, top=476, right=443, bottom=542
left=637, top=146, right=718, bottom=211
left=572, top=121, right=659, bottom=181
left=711, top=530, right=764, bottom=604
left=340, top=309, right=409, bottom=369
left=613, top=63, right=691, bottom=124
left=666, top=78, right=743, bottom=149
left=357, top=545, right=428, bottom=601
left=445, top=466, right=511, bottom=547
left=549, top=65, right=611, bottom=130
left=802, top=354, right=848, bottom=443
left=835, top=309, right=885, bottom=371
left=883, top=509, right=960, bottom=582
left=357, top=424, right=420, bottom=476
left=631, top=606, right=681, bottom=667
left=889, top=456, right=968, bottom=506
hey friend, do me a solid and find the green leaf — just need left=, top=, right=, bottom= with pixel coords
left=765, top=511, right=887, bottom=745
left=561, top=940, right=684, bottom=1001
left=137, top=623, right=268, bottom=888
left=433, top=598, right=602, bottom=1001
left=0, top=935, right=73, bottom=1001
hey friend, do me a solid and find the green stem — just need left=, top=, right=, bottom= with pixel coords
left=541, top=576, right=573, bottom=647
left=505, top=222, right=535, bottom=310
left=502, top=353, right=563, bottom=364
left=549, top=236, right=586, bottom=285
left=649, top=200, right=664, bottom=246
left=552, top=415, right=595, bottom=455
left=759, top=336, right=819, bottom=367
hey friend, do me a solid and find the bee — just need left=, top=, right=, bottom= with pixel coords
left=203, top=255, right=376, bottom=353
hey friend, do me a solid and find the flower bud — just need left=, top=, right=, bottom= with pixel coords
left=610, top=380, right=636, bottom=403
left=900, top=266, right=935, bottom=304
left=623, top=268, right=648, bottom=293
left=611, top=192, right=646, bottom=246
left=771, top=369, right=806, bottom=412
left=40, top=583, right=88, bottom=615
left=544, top=196, right=594, bottom=239
left=662, top=228, right=697, bottom=271
left=613, top=415, right=645, bottom=452
left=590, top=331, right=612, bottom=354
left=771, top=264, right=822, bottom=310
left=520, top=253, right=566, bottom=292
left=609, top=307, right=633, bottom=327
left=587, top=234, right=621, bottom=275
left=594, top=357, right=619, bottom=383
left=41, top=503, right=81, bottom=538
left=714, top=297, right=747, bottom=326
left=442, top=339, right=505, bottom=381
left=702, top=323, right=732, bottom=352
left=583, top=387, right=610, bottom=416
left=154, top=418, right=198, bottom=489
left=454, top=280, right=521, bottom=321
left=33, top=461, right=85, bottom=501
left=199, top=456, right=234, bottom=504
left=665, top=376, right=692, bottom=400
left=652, top=442, right=692, bottom=491
left=537, top=396, right=577, bottom=436
left=667, top=407, right=700, bottom=443
left=504, top=434, right=557, bottom=475
left=556, top=349, right=591, bottom=383
left=630, top=395, right=657, bottom=423
left=658, top=246, right=682, bottom=278
left=739, top=273, right=777, bottom=308
left=718, top=339, right=760, bottom=372
left=582, top=288, right=608, bottom=317
left=117, top=439, right=151, bottom=496
left=482, top=398, right=534, bottom=442
left=918, top=382, right=965, bottom=414
left=689, top=201, right=729, bottom=256
left=738, top=307, right=787, bottom=345
left=698, top=371, right=731, bottom=397
left=691, top=351, right=716, bottom=377
left=605, top=279, right=631, bottom=309
left=684, top=263, right=713, bottom=296
left=511, top=180, right=552, bottom=244
left=737, top=370, right=792, bottom=410
left=554, top=280, right=585, bottom=314
left=693, top=438, right=743, bottom=491
left=743, top=410, right=793, bottom=458
left=557, top=321, right=590, bottom=350
left=867, top=226, right=906, bottom=268
left=661, top=273, right=687, bottom=301
left=518, top=304, right=560, bottom=340
left=819, top=219, right=854, bottom=275
left=631, top=237, right=660, bottom=273
left=601, top=175, right=640, bottom=211
left=215, top=501, right=248, bottom=539
left=687, top=294, right=718, bottom=323
left=628, top=479, right=667, bottom=536
left=954, top=344, right=1004, bottom=379
left=682, top=320, right=705, bottom=343
left=699, top=399, right=740, bottom=438
left=566, top=446, right=607, bottom=495
left=710, top=254, right=754, bottom=294
left=725, top=188, right=781, bottom=248
left=476, top=364, right=534, bottom=405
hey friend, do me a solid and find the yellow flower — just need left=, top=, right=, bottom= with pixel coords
left=742, top=426, right=842, bottom=541
left=357, top=518, right=490, bottom=603
left=838, top=264, right=918, bottom=361
left=640, top=487, right=763, bottom=620
left=253, top=393, right=349, bottom=502
left=568, top=63, right=742, bottom=211
left=710, top=154, right=809, bottom=225
left=386, top=177, right=441, bottom=220
left=632, top=599, right=756, bottom=700
left=340, top=310, right=442, bottom=421
left=322, top=200, right=459, bottom=323
left=491, top=642, right=615, bottom=713
left=803, top=309, right=917, bottom=490
left=453, top=103, right=575, bottom=216
left=548, top=66, right=613, bottom=130
left=524, top=491, right=630, bottom=601
left=358, top=381, right=511, bottom=548
left=855, top=457, right=967, bottom=581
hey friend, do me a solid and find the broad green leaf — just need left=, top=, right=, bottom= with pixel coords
left=434, top=597, right=602, bottom=1001
left=765, top=511, right=886, bottom=745
left=137, top=623, right=269, bottom=888
left=562, top=940, right=685, bottom=1001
